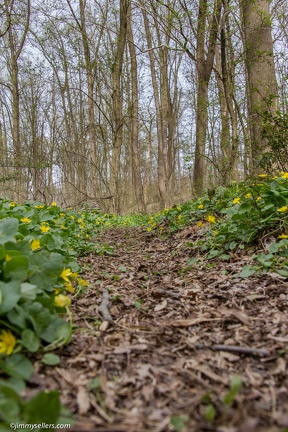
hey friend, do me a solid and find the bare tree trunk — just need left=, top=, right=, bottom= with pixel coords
left=110, top=0, right=129, bottom=214
left=241, top=0, right=278, bottom=172
left=127, top=3, right=146, bottom=212
left=193, top=0, right=222, bottom=195
left=4, top=0, right=31, bottom=200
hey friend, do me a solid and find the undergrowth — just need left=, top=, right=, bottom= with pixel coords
left=0, top=172, right=287, bottom=428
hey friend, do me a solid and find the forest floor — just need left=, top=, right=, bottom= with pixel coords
left=34, top=226, right=288, bottom=432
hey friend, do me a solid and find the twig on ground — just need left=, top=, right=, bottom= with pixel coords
left=210, top=344, right=270, bottom=357
left=98, top=289, right=113, bottom=322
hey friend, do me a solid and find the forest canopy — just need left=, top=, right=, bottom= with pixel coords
left=0, top=0, right=287, bottom=213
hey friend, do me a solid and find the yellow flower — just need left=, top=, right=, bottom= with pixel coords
left=54, top=294, right=71, bottom=308
left=281, top=173, right=288, bottom=179
left=51, top=201, right=57, bottom=206
left=198, top=204, right=204, bottom=209
left=197, top=221, right=203, bottom=227
left=21, top=217, right=31, bottom=223
left=40, top=224, right=50, bottom=233
left=61, top=225, right=67, bottom=230
left=278, top=206, right=288, bottom=213
left=30, top=239, right=41, bottom=251
left=60, top=213, right=65, bottom=217
left=64, top=282, right=75, bottom=293
left=177, top=207, right=182, bottom=211
left=60, top=268, right=72, bottom=282
left=5, top=255, right=12, bottom=261
left=177, top=215, right=182, bottom=220
left=206, top=215, right=216, bottom=224
left=233, top=197, right=241, bottom=204
left=245, top=193, right=252, bottom=199
left=9, top=202, right=17, bottom=207
left=256, top=197, right=262, bottom=201
left=77, top=218, right=83, bottom=224
left=258, top=173, right=268, bottom=178
left=77, top=278, right=88, bottom=287
left=0, top=330, right=16, bottom=355
left=147, top=227, right=152, bottom=231
left=70, top=215, right=75, bottom=220
left=278, top=234, right=288, bottom=239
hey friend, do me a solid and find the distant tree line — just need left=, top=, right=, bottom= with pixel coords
left=0, top=0, right=287, bottom=212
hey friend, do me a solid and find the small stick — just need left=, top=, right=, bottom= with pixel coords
left=211, top=344, right=270, bottom=357
left=98, top=289, right=113, bottom=322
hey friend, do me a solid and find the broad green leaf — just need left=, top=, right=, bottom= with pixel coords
left=3, top=256, right=29, bottom=281
left=239, top=265, right=256, bottom=278
left=21, top=329, right=40, bottom=352
left=170, top=415, right=189, bottom=432
left=25, top=302, right=52, bottom=336
left=0, top=218, right=19, bottom=244
left=20, top=283, right=37, bottom=300
left=23, top=390, right=61, bottom=423
left=0, top=244, right=6, bottom=260
left=41, top=353, right=60, bottom=366
left=204, top=404, right=216, bottom=422
left=3, top=354, right=34, bottom=380
left=40, top=316, right=69, bottom=343
left=0, top=399, right=20, bottom=422
left=0, top=281, right=21, bottom=315
left=7, top=305, right=28, bottom=329
left=29, top=251, right=65, bottom=291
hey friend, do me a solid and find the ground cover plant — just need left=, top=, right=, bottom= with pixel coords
left=0, top=173, right=287, bottom=431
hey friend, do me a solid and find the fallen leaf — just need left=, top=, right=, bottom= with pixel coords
left=154, top=299, right=168, bottom=311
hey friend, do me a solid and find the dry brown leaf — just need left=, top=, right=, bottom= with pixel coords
left=154, top=299, right=168, bottom=311
left=77, top=386, right=90, bottom=415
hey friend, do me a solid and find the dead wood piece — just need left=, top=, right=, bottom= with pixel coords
left=211, top=344, right=270, bottom=357
left=98, top=289, right=113, bottom=322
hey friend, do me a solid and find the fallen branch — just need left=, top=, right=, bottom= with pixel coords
left=211, top=344, right=270, bottom=357
left=98, top=290, right=113, bottom=322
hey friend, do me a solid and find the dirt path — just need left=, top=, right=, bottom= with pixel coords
left=36, top=227, right=288, bottom=432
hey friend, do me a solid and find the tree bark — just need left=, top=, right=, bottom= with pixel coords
left=241, top=0, right=278, bottom=172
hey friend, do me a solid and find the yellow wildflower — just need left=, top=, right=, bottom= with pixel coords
left=30, top=239, right=41, bottom=251
left=177, top=215, right=182, bottom=220
left=40, top=224, right=50, bottom=233
left=70, top=215, right=75, bottom=220
left=147, top=227, right=152, bottom=231
left=5, top=255, right=12, bottom=262
left=256, top=197, right=262, bottom=201
left=198, top=204, right=204, bottom=209
left=233, top=198, right=241, bottom=204
left=197, top=221, right=203, bottom=227
left=281, top=173, right=288, bottom=179
left=51, top=202, right=57, bottom=207
left=61, top=225, right=66, bottom=230
left=278, top=234, right=288, bottom=239
left=77, top=218, right=83, bottom=224
left=21, top=217, right=31, bottom=223
left=60, top=268, right=72, bottom=282
left=245, top=193, right=252, bottom=199
left=206, top=215, right=216, bottom=224
left=77, top=278, right=88, bottom=287
left=9, top=202, right=17, bottom=207
left=64, top=282, right=75, bottom=293
left=0, top=330, right=16, bottom=355
left=54, top=294, right=71, bottom=308
left=278, top=206, right=288, bottom=213
left=258, top=173, right=268, bottom=178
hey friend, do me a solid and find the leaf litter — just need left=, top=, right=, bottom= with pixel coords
left=33, top=226, right=288, bottom=432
